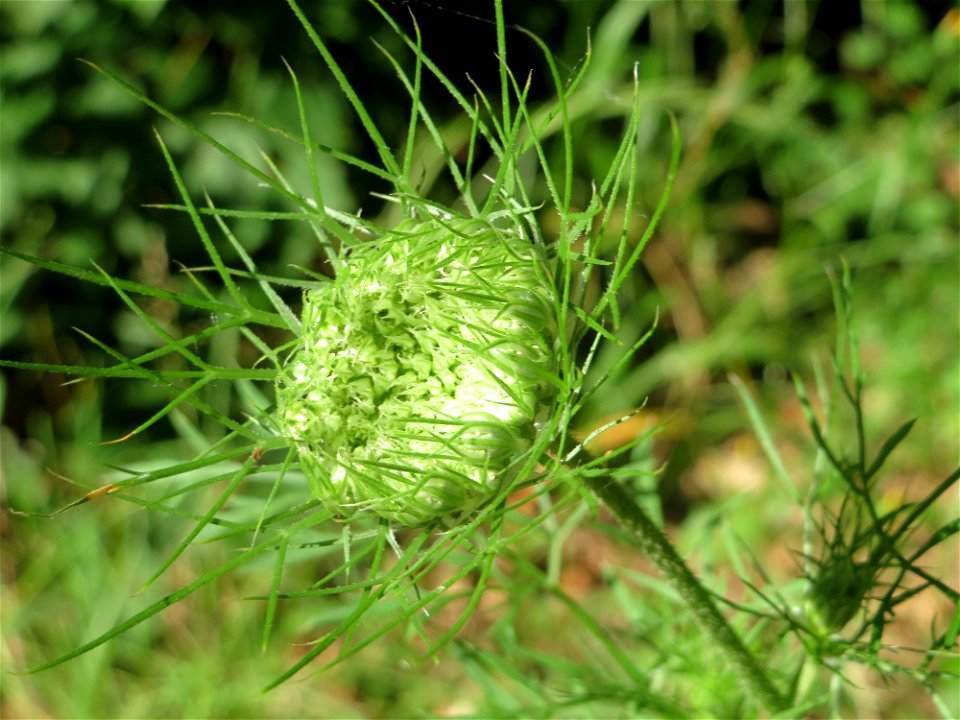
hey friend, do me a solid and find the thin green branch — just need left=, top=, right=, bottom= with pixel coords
left=584, top=472, right=787, bottom=713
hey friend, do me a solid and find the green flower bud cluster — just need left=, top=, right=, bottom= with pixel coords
left=803, top=554, right=875, bottom=636
left=275, top=213, right=556, bottom=526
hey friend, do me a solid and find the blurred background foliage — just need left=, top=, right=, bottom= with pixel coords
left=1, top=1, right=957, bottom=717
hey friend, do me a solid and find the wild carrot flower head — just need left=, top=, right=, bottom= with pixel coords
left=275, top=210, right=556, bottom=526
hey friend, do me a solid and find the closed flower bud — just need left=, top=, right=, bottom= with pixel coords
left=275, top=213, right=556, bottom=526
left=804, top=554, right=874, bottom=635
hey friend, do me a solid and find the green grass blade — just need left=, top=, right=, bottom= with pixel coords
left=495, top=0, right=510, bottom=135
left=26, top=506, right=328, bottom=675
left=78, top=61, right=317, bottom=216
left=0, top=360, right=274, bottom=382
left=262, top=529, right=408, bottom=690
left=285, top=0, right=404, bottom=187
left=864, top=418, right=917, bottom=482
left=372, top=39, right=480, bottom=217
left=424, top=518, right=502, bottom=658
left=101, top=375, right=214, bottom=445
left=138, top=455, right=261, bottom=592
left=0, top=246, right=283, bottom=328
left=254, top=147, right=355, bottom=259
left=545, top=570, right=649, bottom=688
left=792, top=372, right=850, bottom=489
left=505, top=65, right=562, bottom=217
left=571, top=319, right=657, bottom=417
left=283, top=58, right=325, bottom=222
left=26, top=539, right=276, bottom=674
left=311, top=540, right=484, bottom=678
left=366, top=0, right=503, bottom=162
left=174, top=255, right=286, bottom=369
left=251, top=449, right=297, bottom=546
left=729, top=373, right=798, bottom=500
left=80, top=58, right=365, bottom=257
left=73, top=328, right=260, bottom=441
left=261, top=534, right=289, bottom=653
left=515, top=27, right=573, bottom=214
left=608, top=112, right=681, bottom=299
left=97, top=313, right=256, bottom=374
left=211, top=111, right=395, bottom=182
left=888, top=468, right=960, bottom=546
left=399, top=14, right=422, bottom=185
left=152, top=128, right=246, bottom=310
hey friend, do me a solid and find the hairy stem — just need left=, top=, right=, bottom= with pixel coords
left=585, top=473, right=786, bottom=713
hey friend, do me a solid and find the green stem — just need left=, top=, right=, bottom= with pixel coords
left=585, top=474, right=786, bottom=714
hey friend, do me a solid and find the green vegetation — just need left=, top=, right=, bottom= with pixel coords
left=2, top=1, right=957, bottom=718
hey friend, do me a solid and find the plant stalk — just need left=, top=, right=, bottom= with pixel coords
left=585, top=473, right=787, bottom=713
